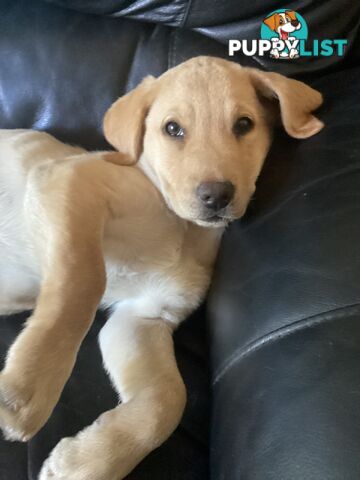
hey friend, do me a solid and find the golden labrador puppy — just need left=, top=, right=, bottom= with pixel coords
left=0, top=56, right=323, bottom=480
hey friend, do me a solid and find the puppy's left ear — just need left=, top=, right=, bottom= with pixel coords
left=248, top=69, right=324, bottom=138
left=103, top=75, right=157, bottom=164
left=285, top=10, right=297, bottom=21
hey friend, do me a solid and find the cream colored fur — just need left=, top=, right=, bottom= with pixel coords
left=0, top=57, right=323, bottom=480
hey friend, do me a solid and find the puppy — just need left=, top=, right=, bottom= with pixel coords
left=0, top=56, right=323, bottom=480
left=264, top=10, right=302, bottom=59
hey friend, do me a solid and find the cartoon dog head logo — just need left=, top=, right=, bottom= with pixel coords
left=229, top=9, right=346, bottom=60
left=264, top=10, right=301, bottom=40
left=261, top=9, right=308, bottom=59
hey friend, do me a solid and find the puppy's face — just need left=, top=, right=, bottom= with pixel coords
left=104, top=57, right=323, bottom=227
left=264, top=11, right=301, bottom=39
left=142, top=63, right=271, bottom=226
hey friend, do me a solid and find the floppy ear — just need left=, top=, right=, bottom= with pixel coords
left=263, top=13, right=278, bottom=31
left=248, top=69, right=324, bottom=138
left=103, top=75, right=157, bottom=165
left=285, top=10, right=297, bottom=21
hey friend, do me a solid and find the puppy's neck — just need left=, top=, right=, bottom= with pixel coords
left=137, top=154, right=161, bottom=191
left=137, top=154, right=175, bottom=214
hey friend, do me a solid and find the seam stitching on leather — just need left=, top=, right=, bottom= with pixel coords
left=181, top=0, right=194, bottom=27
left=212, top=303, right=360, bottom=386
left=168, top=30, right=177, bottom=69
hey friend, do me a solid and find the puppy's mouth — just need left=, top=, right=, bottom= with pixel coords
left=195, top=203, right=248, bottom=227
left=279, top=29, right=289, bottom=40
left=207, top=215, right=228, bottom=224
left=196, top=214, right=233, bottom=228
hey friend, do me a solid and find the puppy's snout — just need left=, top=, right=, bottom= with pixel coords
left=196, top=181, right=235, bottom=211
left=291, top=19, right=299, bottom=26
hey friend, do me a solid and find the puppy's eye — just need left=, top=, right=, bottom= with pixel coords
left=233, top=117, right=254, bottom=137
left=279, top=18, right=284, bottom=25
left=165, top=121, right=185, bottom=138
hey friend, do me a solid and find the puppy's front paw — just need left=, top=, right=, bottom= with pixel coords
left=39, top=433, right=118, bottom=480
left=289, top=48, right=299, bottom=59
left=40, top=437, right=81, bottom=480
left=39, top=412, right=137, bottom=480
left=0, top=373, right=53, bottom=441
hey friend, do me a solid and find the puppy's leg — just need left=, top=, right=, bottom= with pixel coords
left=40, top=308, right=186, bottom=480
left=0, top=234, right=106, bottom=442
left=0, top=162, right=107, bottom=441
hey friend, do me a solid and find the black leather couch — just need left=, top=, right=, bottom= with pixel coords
left=0, top=1, right=360, bottom=479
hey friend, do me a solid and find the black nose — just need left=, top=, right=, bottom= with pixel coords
left=291, top=19, right=299, bottom=26
left=196, top=181, right=235, bottom=211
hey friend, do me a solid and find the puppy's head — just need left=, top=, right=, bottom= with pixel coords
left=264, top=11, right=301, bottom=38
left=104, top=56, right=323, bottom=227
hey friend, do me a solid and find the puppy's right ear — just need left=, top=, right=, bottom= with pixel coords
left=263, top=13, right=277, bottom=31
left=103, top=76, right=157, bottom=165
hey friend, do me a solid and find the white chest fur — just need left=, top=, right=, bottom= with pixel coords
left=101, top=195, right=221, bottom=324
